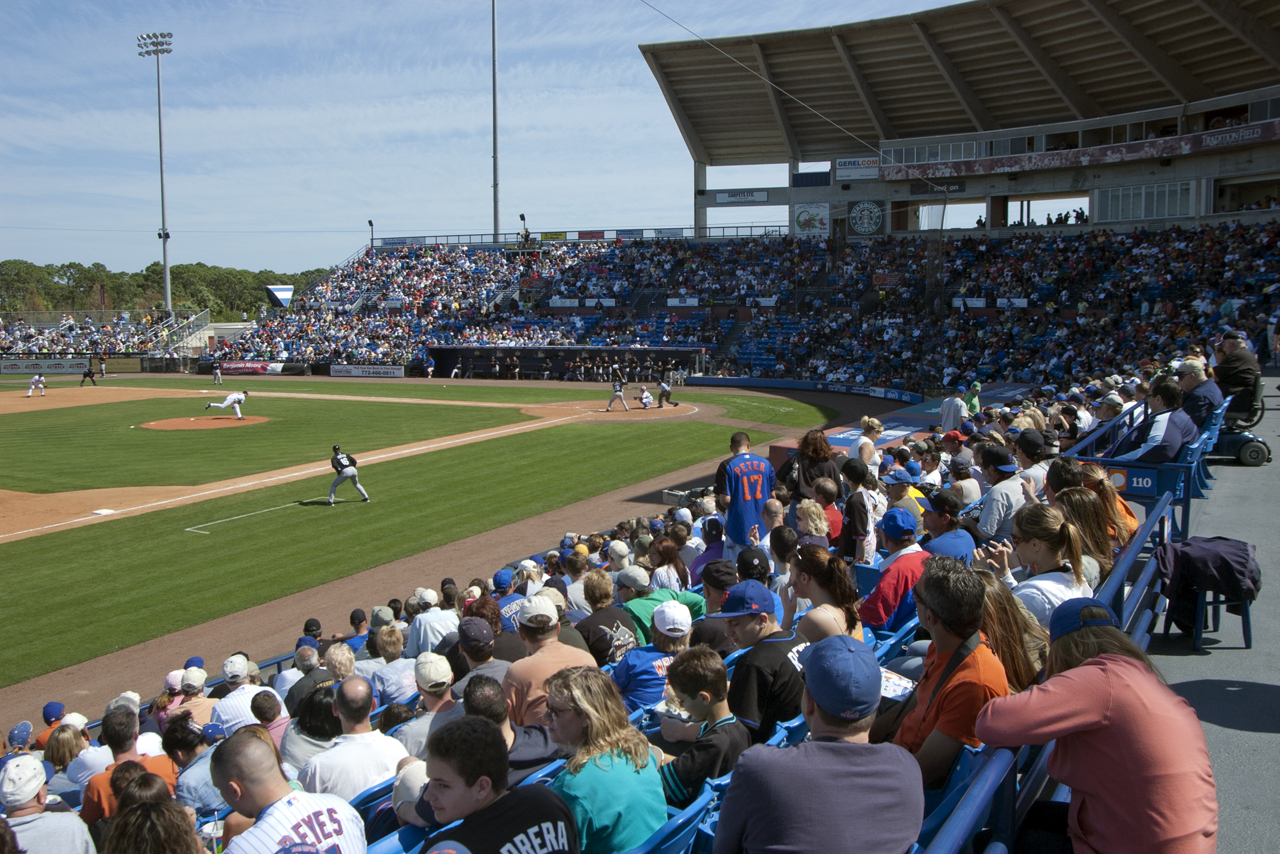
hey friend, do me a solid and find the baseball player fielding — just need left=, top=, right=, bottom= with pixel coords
left=329, top=444, right=371, bottom=505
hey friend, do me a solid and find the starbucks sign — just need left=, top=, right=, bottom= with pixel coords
left=848, top=201, right=885, bottom=236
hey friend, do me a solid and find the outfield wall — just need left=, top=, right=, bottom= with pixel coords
left=687, top=375, right=924, bottom=405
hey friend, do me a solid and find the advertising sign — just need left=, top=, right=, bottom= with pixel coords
left=995, top=298, right=1029, bottom=308
left=667, top=298, right=700, bottom=306
left=540, top=232, right=567, bottom=240
left=655, top=228, right=686, bottom=238
left=847, top=201, right=885, bottom=236
left=872, top=273, right=904, bottom=288
left=715, top=190, right=769, bottom=204
left=329, top=365, right=405, bottom=378
left=549, top=298, right=579, bottom=307
left=221, top=361, right=271, bottom=375
left=106, top=357, right=142, bottom=372
left=0, top=358, right=91, bottom=375
left=793, top=203, right=830, bottom=236
left=835, top=157, right=879, bottom=180
left=965, top=298, right=986, bottom=308
left=577, top=230, right=605, bottom=239
left=616, top=229, right=644, bottom=239
left=910, top=180, right=966, bottom=195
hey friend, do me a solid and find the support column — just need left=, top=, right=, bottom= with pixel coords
left=694, top=161, right=708, bottom=237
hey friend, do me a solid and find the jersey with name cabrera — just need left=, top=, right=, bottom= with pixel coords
left=423, top=784, right=579, bottom=854
left=225, top=790, right=365, bottom=854
left=723, top=452, right=776, bottom=545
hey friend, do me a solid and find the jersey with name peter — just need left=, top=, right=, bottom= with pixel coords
left=423, top=784, right=580, bottom=854
left=723, top=453, right=776, bottom=545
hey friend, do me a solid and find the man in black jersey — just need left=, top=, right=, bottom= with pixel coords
left=604, top=378, right=629, bottom=412
left=328, top=444, right=370, bottom=506
left=422, top=717, right=579, bottom=854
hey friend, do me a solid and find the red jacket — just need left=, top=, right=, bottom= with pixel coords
left=859, top=549, right=929, bottom=629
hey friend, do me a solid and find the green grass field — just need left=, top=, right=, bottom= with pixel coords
left=3, top=397, right=530, bottom=492
left=1, top=375, right=837, bottom=428
left=0, top=420, right=776, bottom=687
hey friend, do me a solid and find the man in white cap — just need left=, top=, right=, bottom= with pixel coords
left=501, top=596, right=597, bottom=726
left=394, top=653, right=465, bottom=760
left=1, top=754, right=95, bottom=853
left=406, top=585, right=461, bottom=659
left=209, top=654, right=283, bottom=736
left=299, top=676, right=409, bottom=801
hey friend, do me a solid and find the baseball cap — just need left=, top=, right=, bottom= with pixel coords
left=942, top=430, right=965, bottom=443
left=61, top=712, right=88, bottom=732
left=1049, top=598, right=1121, bottom=643
left=573, top=544, right=589, bottom=556
left=1067, top=392, right=1086, bottom=404
left=559, top=536, right=576, bottom=550
left=702, top=517, right=724, bottom=542
left=649, top=518, right=665, bottom=534
left=349, top=608, right=367, bottom=626
left=607, top=539, right=632, bottom=567
left=7, top=722, right=32, bottom=749
left=223, top=654, right=250, bottom=683
left=414, top=653, right=453, bottom=691
left=393, top=759, right=429, bottom=826
left=164, top=670, right=184, bottom=694
left=956, top=383, right=969, bottom=393
left=972, top=412, right=987, bottom=425
left=1173, top=359, right=1201, bottom=377
left=713, top=580, right=775, bottom=619
left=903, top=461, right=923, bottom=479
left=876, top=507, right=917, bottom=540
left=534, top=586, right=567, bottom=615
left=959, top=420, right=975, bottom=436
left=41, top=702, right=64, bottom=725
left=106, top=692, right=141, bottom=715
left=332, top=444, right=341, bottom=452
left=701, top=559, right=739, bottom=591
left=799, top=635, right=882, bottom=721
left=517, top=559, right=539, bottom=574
left=987, top=447, right=1020, bottom=473
left=882, top=468, right=915, bottom=486
left=674, top=507, right=693, bottom=525
left=493, top=568, right=514, bottom=590
left=296, top=636, right=320, bottom=650
left=0, top=754, right=54, bottom=809
left=736, top=547, right=770, bottom=581
left=457, top=617, right=494, bottom=654
left=181, top=667, right=208, bottom=690
left=617, top=567, right=651, bottom=592
left=303, top=619, right=322, bottom=634
left=416, top=587, right=440, bottom=607
left=370, top=606, right=395, bottom=629
left=202, top=723, right=226, bottom=745
left=653, top=601, right=693, bottom=638
left=517, top=595, right=558, bottom=628
left=1098, top=392, right=1124, bottom=408
left=1053, top=393, right=1068, bottom=402
left=184, top=656, right=205, bottom=669
left=1015, top=430, right=1045, bottom=457
left=918, top=490, right=962, bottom=516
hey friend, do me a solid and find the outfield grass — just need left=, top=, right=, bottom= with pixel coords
left=0, top=421, right=776, bottom=687
left=2, top=398, right=530, bottom=492
left=1, top=374, right=838, bottom=428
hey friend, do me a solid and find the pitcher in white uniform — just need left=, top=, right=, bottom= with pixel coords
left=206, top=390, right=248, bottom=419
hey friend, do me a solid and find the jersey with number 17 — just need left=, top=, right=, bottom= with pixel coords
left=724, top=453, right=776, bottom=545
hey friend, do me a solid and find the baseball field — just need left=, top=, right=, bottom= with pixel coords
left=0, top=373, right=853, bottom=697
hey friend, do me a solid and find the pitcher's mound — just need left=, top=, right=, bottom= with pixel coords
left=142, top=416, right=270, bottom=431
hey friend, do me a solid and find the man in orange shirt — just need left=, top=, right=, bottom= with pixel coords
left=501, top=597, right=597, bottom=726
left=30, top=702, right=64, bottom=751
left=871, top=555, right=1009, bottom=788
left=79, top=705, right=179, bottom=827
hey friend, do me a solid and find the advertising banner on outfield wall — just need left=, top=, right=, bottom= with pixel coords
left=106, top=357, right=142, bottom=372
left=221, top=361, right=271, bottom=375
left=329, top=365, right=405, bottom=378
left=1, top=358, right=90, bottom=374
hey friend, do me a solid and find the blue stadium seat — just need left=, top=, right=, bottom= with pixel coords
left=621, top=788, right=716, bottom=854
left=518, top=758, right=566, bottom=786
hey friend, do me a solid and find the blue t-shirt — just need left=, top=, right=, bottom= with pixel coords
left=922, top=529, right=977, bottom=563
left=724, top=453, right=776, bottom=545
left=497, top=593, right=525, bottom=633
left=610, top=645, right=675, bottom=713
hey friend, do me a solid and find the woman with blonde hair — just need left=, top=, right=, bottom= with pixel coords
left=794, top=499, right=830, bottom=549
left=1053, top=486, right=1117, bottom=586
left=44, top=724, right=89, bottom=802
left=974, top=504, right=1093, bottom=627
left=855, top=416, right=884, bottom=468
left=977, top=599, right=1218, bottom=854
left=545, top=667, right=667, bottom=854
left=977, top=571, right=1049, bottom=693
left=782, top=545, right=864, bottom=643
left=1080, top=463, right=1139, bottom=541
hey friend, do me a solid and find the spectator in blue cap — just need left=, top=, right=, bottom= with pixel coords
left=860, top=509, right=928, bottom=634
left=882, top=468, right=923, bottom=532
left=706, top=580, right=807, bottom=745
left=715, top=635, right=924, bottom=854
left=31, top=703, right=64, bottom=751
left=976, top=446, right=1026, bottom=543
left=977, top=599, right=1218, bottom=854
left=492, top=569, right=524, bottom=633
left=6, top=722, right=32, bottom=755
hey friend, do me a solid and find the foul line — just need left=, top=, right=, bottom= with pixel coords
left=185, top=498, right=331, bottom=534
left=0, top=413, right=583, bottom=542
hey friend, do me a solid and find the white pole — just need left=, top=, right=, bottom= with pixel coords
left=155, top=50, right=172, bottom=315
left=491, top=0, right=500, bottom=243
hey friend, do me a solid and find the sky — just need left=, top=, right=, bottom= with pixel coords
left=0, top=0, right=956, bottom=274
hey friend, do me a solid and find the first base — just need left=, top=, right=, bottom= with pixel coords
left=92, top=509, right=116, bottom=516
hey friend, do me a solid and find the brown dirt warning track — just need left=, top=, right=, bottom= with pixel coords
left=0, top=377, right=901, bottom=726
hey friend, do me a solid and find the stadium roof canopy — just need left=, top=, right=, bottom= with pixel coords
left=639, top=0, right=1280, bottom=166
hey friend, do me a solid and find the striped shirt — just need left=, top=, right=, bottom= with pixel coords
left=210, top=684, right=284, bottom=736
left=224, top=790, right=365, bottom=854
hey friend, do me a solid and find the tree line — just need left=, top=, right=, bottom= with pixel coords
left=0, top=259, right=329, bottom=321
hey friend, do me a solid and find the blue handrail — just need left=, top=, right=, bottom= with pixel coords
left=923, top=749, right=1017, bottom=854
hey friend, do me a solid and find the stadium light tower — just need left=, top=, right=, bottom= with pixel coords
left=137, top=32, right=174, bottom=316
left=491, top=0, right=500, bottom=243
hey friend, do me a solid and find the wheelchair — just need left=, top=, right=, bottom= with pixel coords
left=1214, top=375, right=1271, bottom=467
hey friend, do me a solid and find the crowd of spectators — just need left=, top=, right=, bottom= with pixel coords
left=668, top=237, right=825, bottom=302
left=0, top=314, right=165, bottom=357
left=1, top=403, right=1232, bottom=853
